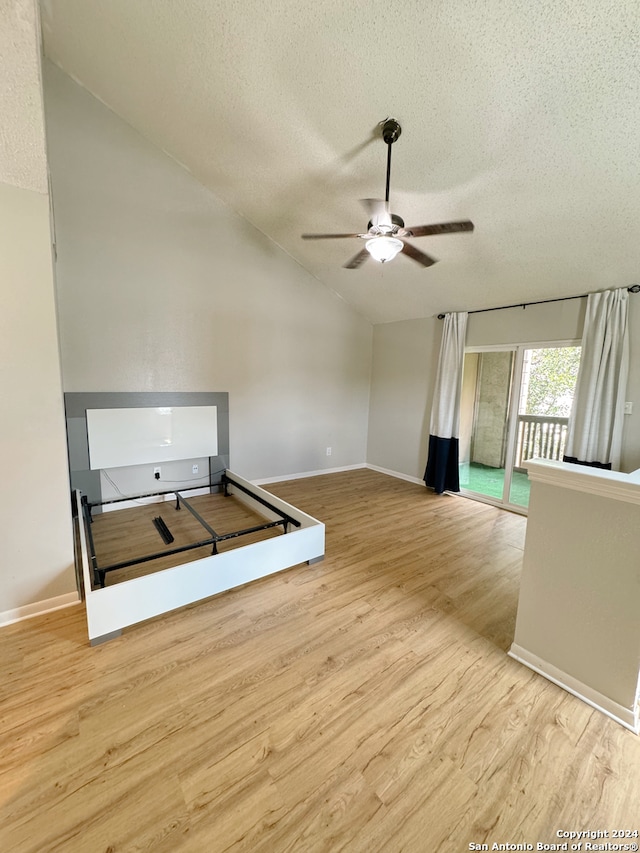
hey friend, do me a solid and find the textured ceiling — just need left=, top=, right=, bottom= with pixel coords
left=40, top=0, right=640, bottom=323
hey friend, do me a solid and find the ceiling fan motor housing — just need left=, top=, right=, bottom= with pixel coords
left=367, top=213, right=405, bottom=234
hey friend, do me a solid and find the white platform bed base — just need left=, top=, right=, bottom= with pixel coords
left=76, top=470, right=324, bottom=645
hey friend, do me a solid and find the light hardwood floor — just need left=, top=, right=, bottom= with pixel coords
left=2, top=469, right=639, bottom=852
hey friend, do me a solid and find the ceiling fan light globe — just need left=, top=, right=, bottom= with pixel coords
left=365, top=236, right=403, bottom=263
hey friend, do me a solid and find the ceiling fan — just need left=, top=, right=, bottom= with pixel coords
left=302, top=118, right=474, bottom=269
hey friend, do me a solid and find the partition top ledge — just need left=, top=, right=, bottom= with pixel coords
left=525, top=458, right=640, bottom=506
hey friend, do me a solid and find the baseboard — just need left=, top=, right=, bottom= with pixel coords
left=365, top=464, right=425, bottom=486
left=0, top=591, right=81, bottom=628
left=253, top=463, right=366, bottom=486
left=256, top=463, right=425, bottom=488
left=508, top=643, right=639, bottom=734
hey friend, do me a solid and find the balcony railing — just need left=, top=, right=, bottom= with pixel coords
left=514, top=414, right=569, bottom=470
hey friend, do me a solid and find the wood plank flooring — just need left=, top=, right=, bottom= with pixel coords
left=1, top=469, right=639, bottom=852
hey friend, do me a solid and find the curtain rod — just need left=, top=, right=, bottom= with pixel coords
left=437, top=284, right=640, bottom=320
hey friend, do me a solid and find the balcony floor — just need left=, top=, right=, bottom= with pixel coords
left=459, top=462, right=531, bottom=507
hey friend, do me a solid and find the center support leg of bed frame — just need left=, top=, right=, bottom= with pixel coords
left=173, top=490, right=222, bottom=556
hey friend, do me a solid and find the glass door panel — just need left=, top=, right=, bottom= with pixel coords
left=459, top=350, right=515, bottom=502
left=508, top=345, right=581, bottom=507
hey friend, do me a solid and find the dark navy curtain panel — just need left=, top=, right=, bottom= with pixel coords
left=563, top=288, right=629, bottom=470
left=424, top=312, right=468, bottom=494
left=425, top=435, right=461, bottom=494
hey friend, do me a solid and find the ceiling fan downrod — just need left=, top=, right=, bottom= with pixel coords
left=381, top=118, right=401, bottom=204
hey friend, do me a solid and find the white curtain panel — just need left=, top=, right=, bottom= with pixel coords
left=430, top=311, right=468, bottom=438
left=424, top=311, right=468, bottom=493
left=564, top=288, right=629, bottom=470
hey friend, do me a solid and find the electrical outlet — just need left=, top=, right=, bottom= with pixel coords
left=326, top=447, right=332, bottom=456
left=624, top=401, right=633, bottom=415
left=192, top=464, right=199, bottom=474
left=154, top=466, right=161, bottom=479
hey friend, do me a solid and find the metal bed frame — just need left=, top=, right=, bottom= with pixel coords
left=82, top=473, right=302, bottom=589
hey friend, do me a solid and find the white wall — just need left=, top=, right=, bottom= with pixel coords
left=368, top=296, right=640, bottom=480
left=366, top=317, right=442, bottom=480
left=0, top=2, right=75, bottom=618
left=465, top=298, right=586, bottom=348
left=43, top=62, right=373, bottom=484
left=512, top=461, right=640, bottom=730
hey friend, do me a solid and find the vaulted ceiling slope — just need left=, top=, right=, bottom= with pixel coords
left=40, top=1, right=640, bottom=323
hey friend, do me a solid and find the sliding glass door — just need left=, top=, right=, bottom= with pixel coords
left=459, top=343, right=580, bottom=511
